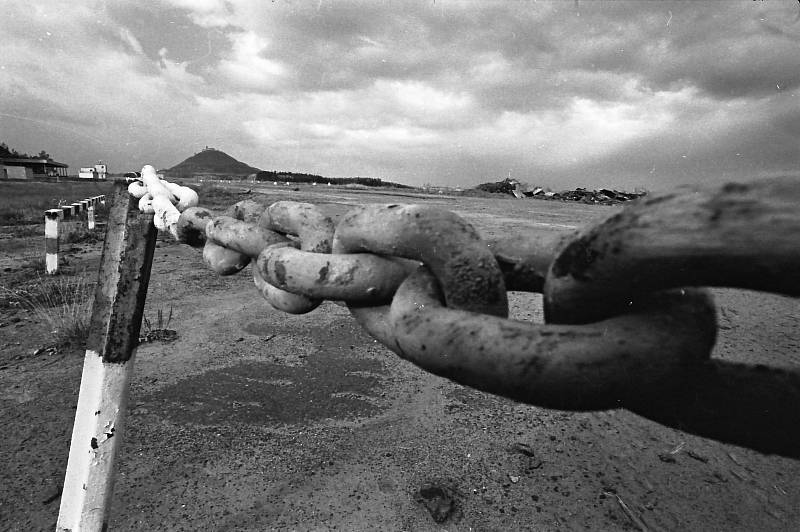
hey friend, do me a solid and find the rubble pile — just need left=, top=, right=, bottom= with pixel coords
left=472, top=178, right=646, bottom=204
left=475, top=178, right=517, bottom=195
left=531, top=187, right=646, bottom=205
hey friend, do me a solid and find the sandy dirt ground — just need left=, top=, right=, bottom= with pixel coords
left=1, top=184, right=799, bottom=531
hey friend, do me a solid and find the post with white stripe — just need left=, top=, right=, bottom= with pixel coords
left=45, top=209, right=61, bottom=274
left=57, top=181, right=157, bottom=532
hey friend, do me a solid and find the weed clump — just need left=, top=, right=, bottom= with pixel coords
left=140, top=306, right=177, bottom=343
left=63, top=223, right=103, bottom=244
left=9, top=273, right=94, bottom=348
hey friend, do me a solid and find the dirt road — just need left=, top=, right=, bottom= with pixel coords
left=1, top=186, right=798, bottom=530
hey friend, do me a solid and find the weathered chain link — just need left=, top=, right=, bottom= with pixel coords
left=132, top=175, right=800, bottom=458
left=543, top=179, right=800, bottom=324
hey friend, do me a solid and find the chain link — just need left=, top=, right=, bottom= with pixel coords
left=132, top=174, right=800, bottom=458
left=544, top=178, right=800, bottom=324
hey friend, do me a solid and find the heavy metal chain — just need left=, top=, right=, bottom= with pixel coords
left=130, top=167, right=800, bottom=458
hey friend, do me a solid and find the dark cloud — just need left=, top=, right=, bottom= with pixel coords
left=645, top=33, right=800, bottom=98
left=0, top=88, right=101, bottom=129
left=238, top=3, right=473, bottom=92
left=249, top=1, right=800, bottom=102
left=227, top=2, right=561, bottom=93
left=554, top=93, right=800, bottom=191
left=560, top=1, right=800, bottom=98
left=106, top=3, right=235, bottom=72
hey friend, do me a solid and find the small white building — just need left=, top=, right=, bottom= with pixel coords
left=78, top=167, right=96, bottom=179
left=78, top=163, right=108, bottom=180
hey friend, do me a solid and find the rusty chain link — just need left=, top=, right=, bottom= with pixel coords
left=132, top=175, right=800, bottom=458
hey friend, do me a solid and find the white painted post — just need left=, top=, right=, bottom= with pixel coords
left=87, top=205, right=95, bottom=230
left=57, top=182, right=157, bottom=532
left=58, top=354, right=131, bottom=531
left=45, top=209, right=61, bottom=274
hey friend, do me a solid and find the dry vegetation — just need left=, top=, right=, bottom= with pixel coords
left=4, top=274, right=94, bottom=347
left=0, top=180, right=111, bottom=349
left=0, top=180, right=112, bottom=225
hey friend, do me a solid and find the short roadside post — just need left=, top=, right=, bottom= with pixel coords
left=81, top=200, right=89, bottom=227
left=45, top=209, right=61, bottom=275
left=56, top=181, right=157, bottom=532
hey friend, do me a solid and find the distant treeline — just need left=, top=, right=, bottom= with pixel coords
left=254, top=170, right=412, bottom=189
left=1, top=142, right=50, bottom=160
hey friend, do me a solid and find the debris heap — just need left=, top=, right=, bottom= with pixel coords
left=473, top=178, right=646, bottom=205
left=537, top=187, right=646, bottom=204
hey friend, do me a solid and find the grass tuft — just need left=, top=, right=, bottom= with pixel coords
left=21, top=254, right=47, bottom=273
left=63, top=222, right=104, bottom=244
left=141, top=305, right=178, bottom=343
left=7, top=273, right=95, bottom=348
left=144, top=305, right=173, bottom=332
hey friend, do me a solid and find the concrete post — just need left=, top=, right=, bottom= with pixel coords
left=45, top=209, right=61, bottom=274
left=56, top=181, right=157, bottom=532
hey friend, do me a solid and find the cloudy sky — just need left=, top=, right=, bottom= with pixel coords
left=1, top=0, right=798, bottom=190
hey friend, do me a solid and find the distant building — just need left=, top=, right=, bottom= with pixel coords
left=0, top=157, right=69, bottom=179
left=2, top=165, right=32, bottom=180
left=78, top=162, right=108, bottom=179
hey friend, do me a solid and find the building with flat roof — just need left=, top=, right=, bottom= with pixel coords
left=0, top=157, right=69, bottom=179
left=78, top=163, right=107, bottom=179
